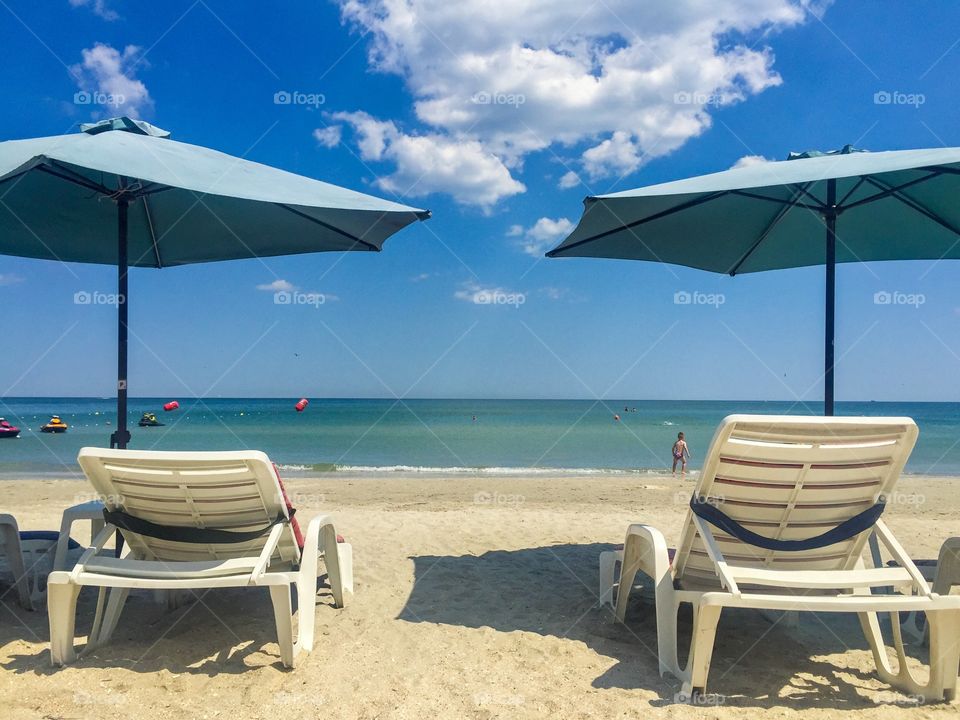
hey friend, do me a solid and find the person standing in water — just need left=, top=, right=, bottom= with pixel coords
left=672, top=432, right=690, bottom=477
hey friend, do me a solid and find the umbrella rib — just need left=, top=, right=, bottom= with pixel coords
left=838, top=176, right=868, bottom=206
left=839, top=170, right=943, bottom=211
left=545, top=190, right=730, bottom=256
left=275, top=203, right=379, bottom=251
left=728, top=189, right=825, bottom=212
left=142, top=194, right=162, bottom=268
left=727, top=183, right=814, bottom=276
left=863, top=176, right=960, bottom=236
left=37, top=162, right=114, bottom=196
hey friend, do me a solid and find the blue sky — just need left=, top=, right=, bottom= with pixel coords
left=1, top=0, right=959, bottom=402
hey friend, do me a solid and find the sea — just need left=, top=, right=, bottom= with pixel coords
left=1, top=398, right=959, bottom=478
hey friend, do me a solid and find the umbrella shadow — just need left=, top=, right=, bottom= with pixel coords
left=398, top=542, right=933, bottom=709
left=1, top=577, right=342, bottom=676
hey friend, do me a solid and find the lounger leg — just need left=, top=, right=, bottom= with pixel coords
left=269, top=584, right=296, bottom=669
left=0, top=521, right=31, bottom=611
left=47, top=573, right=81, bottom=666
left=926, top=609, right=960, bottom=703
left=681, top=602, right=722, bottom=698
left=94, top=588, right=130, bottom=647
left=599, top=550, right=621, bottom=608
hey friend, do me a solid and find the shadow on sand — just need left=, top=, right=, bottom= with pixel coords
left=398, top=542, right=935, bottom=709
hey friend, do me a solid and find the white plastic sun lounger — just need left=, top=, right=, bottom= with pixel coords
left=600, top=415, right=960, bottom=702
left=47, top=448, right=353, bottom=668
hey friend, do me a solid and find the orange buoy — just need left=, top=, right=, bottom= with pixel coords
left=163, top=401, right=180, bottom=412
left=295, top=398, right=309, bottom=412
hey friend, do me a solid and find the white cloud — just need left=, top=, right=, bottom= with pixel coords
left=71, top=43, right=151, bottom=118
left=256, top=279, right=297, bottom=292
left=333, top=111, right=525, bottom=207
left=335, top=1, right=824, bottom=202
left=313, top=125, right=343, bottom=148
left=731, top=154, right=773, bottom=169
left=410, top=272, right=431, bottom=282
left=0, top=273, right=25, bottom=287
left=558, top=171, right=581, bottom=190
left=539, top=287, right=567, bottom=301
left=69, top=0, right=119, bottom=21
left=512, top=217, right=574, bottom=256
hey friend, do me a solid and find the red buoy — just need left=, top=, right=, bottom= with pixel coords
left=163, top=401, right=180, bottom=412
left=295, top=398, right=309, bottom=412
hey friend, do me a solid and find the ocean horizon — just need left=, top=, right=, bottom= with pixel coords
left=2, top=397, right=959, bottom=477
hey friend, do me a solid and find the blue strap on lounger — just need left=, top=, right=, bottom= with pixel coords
left=102, top=508, right=292, bottom=545
left=689, top=496, right=886, bottom=551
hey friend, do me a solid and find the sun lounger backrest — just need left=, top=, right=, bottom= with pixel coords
left=77, top=448, right=300, bottom=565
left=673, top=415, right=917, bottom=588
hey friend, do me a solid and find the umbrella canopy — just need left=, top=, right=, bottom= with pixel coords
left=547, top=146, right=960, bottom=414
left=0, top=117, right=429, bottom=446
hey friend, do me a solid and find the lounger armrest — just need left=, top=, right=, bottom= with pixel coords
left=691, top=516, right=740, bottom=595
left=615, top=524, right=674, bottom=622
left=70, top=523, right=117, bottom=580
left=872, top=520, right=932, bottom=594
left=252, top=523, right=286, bottom=579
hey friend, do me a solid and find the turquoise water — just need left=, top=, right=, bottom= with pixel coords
left=1, top=398, right=959, bottom=476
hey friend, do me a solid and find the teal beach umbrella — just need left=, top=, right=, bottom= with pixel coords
left=0, top=117, right=430, bottom=447
left=547, top=146, right=960, bottom=414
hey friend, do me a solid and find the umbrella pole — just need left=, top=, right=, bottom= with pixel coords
left=110, top=198, right=131, bottom=449
left=824, top=178, right=837, bottom=417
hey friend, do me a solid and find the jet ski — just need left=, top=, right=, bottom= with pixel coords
left=40, top=416, right=68, bottom=433
left=138, top=412, right=165, bottom=427
left=0, top=418, right=20, bottom=439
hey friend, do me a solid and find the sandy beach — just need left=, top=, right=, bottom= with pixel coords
left=1, top=472, right=958, bottom=719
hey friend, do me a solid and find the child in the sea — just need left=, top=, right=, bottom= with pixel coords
left=672, top=432, right=689, bottom=477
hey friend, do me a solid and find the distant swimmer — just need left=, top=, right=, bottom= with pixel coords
left=614, top=414, right=621, bottom=422
left=472, top=415, right=477, bottom=422
left=672, top=431, right=690, bottom=477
